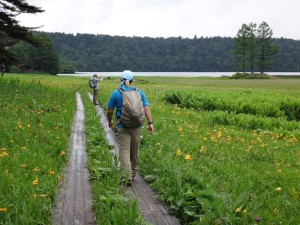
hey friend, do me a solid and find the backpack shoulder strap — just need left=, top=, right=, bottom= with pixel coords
left=117, top=88, right=124, bottom=94
left=118, top=87, right=139, bottom=93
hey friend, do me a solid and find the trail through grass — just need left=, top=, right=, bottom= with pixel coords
left=1, top=74, right=300, bottom=224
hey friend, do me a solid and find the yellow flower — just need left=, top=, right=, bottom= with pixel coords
left=0, top=152, right=8, bottom=157
left=185, top=154, right=192, bottom=160
left=0, top=208, right=7, bottom=213
left=200, top=146, right=206, bottom=153
left=275, top=187, right=282, bottom=192
left=49, top=171, right=55, bottom=176
left=176, top=149, right=183, bottom=156
left=60, top=151, right=66, bottom=156
left=215, top=218, right=222, bottom=225
left=33, top=178, right=39, bottom=186
left=178, top=127, right=183, bottom=132
left=235, top=205, right=243, bottom=213
left=32, top=194, right=48, bottom=198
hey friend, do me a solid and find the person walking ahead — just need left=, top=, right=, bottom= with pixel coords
left=91, top=74, right=103, bottom=105
left=107, top=70, right=154, bottom=185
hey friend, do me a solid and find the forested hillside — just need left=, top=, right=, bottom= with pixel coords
left=46, top=32, right=300, bottom=72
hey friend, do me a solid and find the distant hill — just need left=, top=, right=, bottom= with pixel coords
left=45, top=32, right=300, bottom=72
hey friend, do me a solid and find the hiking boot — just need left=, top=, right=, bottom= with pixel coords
left=120, top=177, right=133, bottom=186
left=127, top=178, right=132, bottom=185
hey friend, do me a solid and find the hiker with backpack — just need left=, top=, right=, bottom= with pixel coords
left=89, top=74, right=103, bottom=105
left=107, top=70, right=154, bottom=185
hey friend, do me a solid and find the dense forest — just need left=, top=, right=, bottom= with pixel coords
left=39, top=32, right=300, bottom=72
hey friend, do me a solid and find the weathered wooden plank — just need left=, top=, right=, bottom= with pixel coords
left=53, top=93, right=96, bottom=225
left=129, top=183, right=152, bottom=215
left=74, top=171, right=85, bottom=223
left=164, top=214, right=182, bottom=225
left=144, top=214, right=158, bottom=225
left=152, top=211, right=171, bottom=225
left=134, top=176, right=161, bottom=212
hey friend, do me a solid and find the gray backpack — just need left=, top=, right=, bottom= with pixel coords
left=118, top=88, right=145, bottom=128
left=89, top=79, right=96, bottom=88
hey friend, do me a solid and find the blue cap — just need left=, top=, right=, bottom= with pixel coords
left=121, top=70, right=133, bottom=81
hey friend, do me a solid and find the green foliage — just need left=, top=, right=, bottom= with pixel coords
left=41, top=32, right=300, bottom=73
left=59, top=59, right=76, bottom=73
left=256, top=22, right=279, bottom=73
left=9, top=33, right=60, bottom=75
left=47, top=32, right=235, bottom=72
left=230, top=72, right=271, bottom=79
left=1, top=75, right=300, bottom=225
left=0, top=77, right=74, bottom=224
left=233, top=22, right=279, bottom=74
left=165, top=89, right=300, bottom=123
left=0, top=0, right=44, bottom=70
left=133, top=78, right=300, bottom=224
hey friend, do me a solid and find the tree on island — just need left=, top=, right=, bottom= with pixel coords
left=0, top=0, right=44, bottom=75
left=256, top=22, right=279, bottom=74
left=233, top=21, right=279, bottom=76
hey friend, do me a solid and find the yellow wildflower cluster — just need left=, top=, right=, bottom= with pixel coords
left=0, top=207, right=7, bottom=213
left=176, top=149, right=182, bottom=156
left=32, top=178, right=39, bottom=186
left=0, top=147, right=8, bottom=157
left=185, top=154, right=192, bottom=160
left=175, top=149, right=192, bottom=161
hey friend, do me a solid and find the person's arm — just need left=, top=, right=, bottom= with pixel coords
left=107, top=108, right=114, bottom=128
left=144, top=106, right=153, bottom=133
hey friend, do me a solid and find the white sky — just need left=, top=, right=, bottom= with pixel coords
left=18, top=0, right=300, bottom=40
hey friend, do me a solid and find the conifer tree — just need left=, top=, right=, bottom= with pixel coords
left=256, top=21, right=279, bottom=74
left=233, top=22, right=278, bottom=75
left=233, top=24, right=250, bottom=73
left=0, top=0, right=43, bottom=74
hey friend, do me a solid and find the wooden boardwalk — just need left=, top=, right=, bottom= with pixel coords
left=52, top=92, right=180, bottom=225
left=52, top=93, right=96, bottom=225
left=128, top=173, right=181, bottom=225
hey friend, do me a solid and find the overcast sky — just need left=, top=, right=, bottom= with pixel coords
left=18, top=0, right=300, bottom=40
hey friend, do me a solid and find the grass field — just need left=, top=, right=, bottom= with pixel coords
left=1, top=73, right=299, bottom=224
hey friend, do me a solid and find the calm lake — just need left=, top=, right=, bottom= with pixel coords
left=58, top=72, right=300, bottom=77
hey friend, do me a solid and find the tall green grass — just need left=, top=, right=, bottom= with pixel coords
left=0, top=78, right=75, bottom=224
left=98, top=76, right=300, bottom=224
left=165, top=89, right=300, bottom=121
left=0, top=74, right=146, bottom=224
left=1, top=74, right=300, bottom=225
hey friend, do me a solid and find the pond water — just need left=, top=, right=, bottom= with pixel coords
left=58, top=72, right=300, bottom=77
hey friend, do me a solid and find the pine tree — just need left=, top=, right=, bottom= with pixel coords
left=0, top=0, right=44, bottom=74
left=233, top=24, right=250, bottom=73
left=256, top=21, right=279, bottom=74
left=233, top=22, right=278, bottom=75
left=247, top=23, right=257, bottom=74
